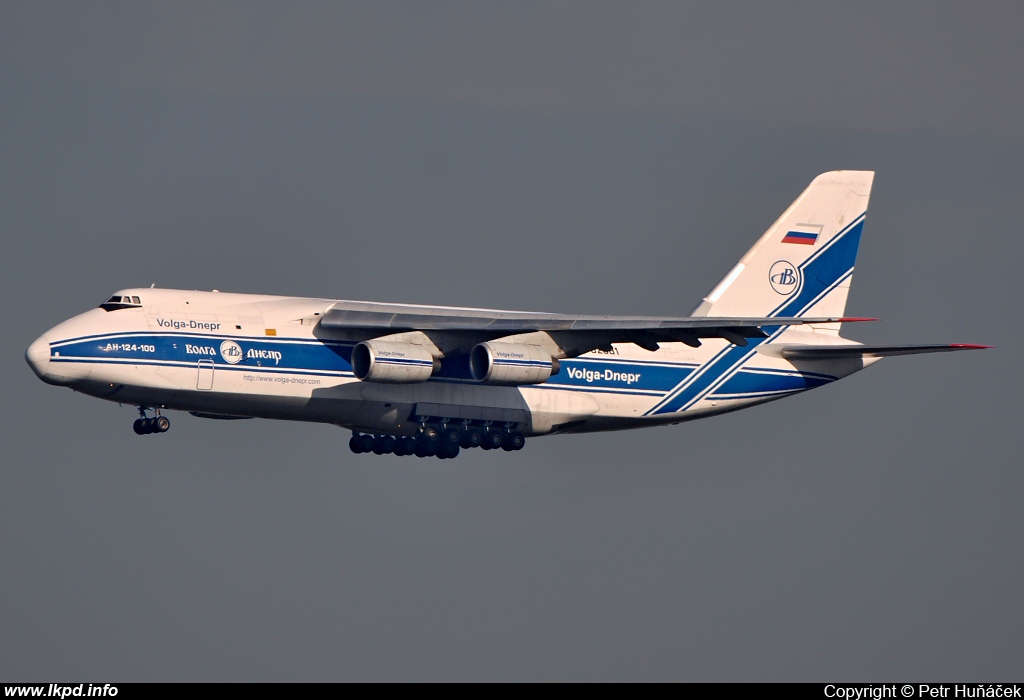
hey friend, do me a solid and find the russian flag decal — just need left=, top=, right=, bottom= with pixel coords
left=782, top=224, right=821, bottom=245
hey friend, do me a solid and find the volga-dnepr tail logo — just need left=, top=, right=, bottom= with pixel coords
left=220, top=340, right=243, bottom=364
left=769, top=260, right=800, bottom=295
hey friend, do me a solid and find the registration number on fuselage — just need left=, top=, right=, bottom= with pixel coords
left=102, top=343, right=156, bottom=353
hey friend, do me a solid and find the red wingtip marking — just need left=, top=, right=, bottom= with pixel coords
left=950, top=344, right=994, bottom=349
left=838, top=317, right=880, bottom=322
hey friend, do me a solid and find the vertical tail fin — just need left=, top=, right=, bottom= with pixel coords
left=691, top=171, right=874, bottom=323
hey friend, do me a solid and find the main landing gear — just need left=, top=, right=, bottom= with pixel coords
left=349, top=423, right=526, bottom=459
left=133, top=407, right=170, bottom=435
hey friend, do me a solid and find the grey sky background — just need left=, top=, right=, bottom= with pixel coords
left=1, top=2, right=1020, bottom=681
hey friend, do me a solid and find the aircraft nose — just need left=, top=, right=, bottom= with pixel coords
left=26, top=334, right=51, bottom=379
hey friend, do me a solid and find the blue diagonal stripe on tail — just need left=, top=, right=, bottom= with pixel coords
left=647, top=214, right=865, bottom=415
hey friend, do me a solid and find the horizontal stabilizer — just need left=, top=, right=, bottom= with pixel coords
left=780, top=344, right=992, bottom=360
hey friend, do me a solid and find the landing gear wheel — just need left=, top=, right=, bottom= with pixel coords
left=442, top=426, right=462, bottom=446
left=358, top=434, right=375, bottom=453
left=483, top=430, right=504, bottom=450
left=503, top=432, right=525, bottom=451
left=462, top=427, right=483, bottom=449
left=349, top=436, right=364, bottom=454
left=417, top=428, right=440, bottom=457
left=393, top=438, right=409, bottom=457
left=437, top=443, right=460, bottom=459
left=154, top=416, right=171, bottom=433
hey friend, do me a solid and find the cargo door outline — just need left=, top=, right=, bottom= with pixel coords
left=197, top=359, right=215, bottom=390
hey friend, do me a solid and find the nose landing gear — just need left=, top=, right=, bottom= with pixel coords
left=133, top=407, right=170, bottom=435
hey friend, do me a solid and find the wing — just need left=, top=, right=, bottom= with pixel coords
left=319, top=301, right=872, bottom=355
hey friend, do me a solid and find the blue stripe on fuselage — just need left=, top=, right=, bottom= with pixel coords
left=50, top=332, right=355, bottom=374
left=712, top=368, right=833, bottom=395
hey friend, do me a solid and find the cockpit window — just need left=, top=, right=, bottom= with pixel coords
left=99, top=294, right=143, bottom=312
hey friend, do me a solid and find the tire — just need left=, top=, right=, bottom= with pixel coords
left=358, top=434, right=375, bottom=453
left=393, top=438, right=408, bottom=457
left=381, top=435, right=396, bottom=454
left=372, top=436, right=386, bottom=455
left=442, top=427, right=462, bottom=445
left=484, top=430, right=504, bottom=450
left=438, top=443, right=460, bottom=459
left=463, top=428, right=483, bottom=448
left=349, top=436, right=364, bottom=454
left=505, top=432, right=525, bottom=451
left=418, top=429, right=440, bottom=456
left=133, top=419, right=147, bottom=435
left=154, top=416, right=170, bottom=433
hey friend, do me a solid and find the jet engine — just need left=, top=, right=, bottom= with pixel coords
left=351, top=340, right=440, bottom=383
left=469, top=342, right=559, bottom=385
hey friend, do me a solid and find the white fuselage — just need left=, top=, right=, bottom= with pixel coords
left=26, top=288, right=868, bottom=437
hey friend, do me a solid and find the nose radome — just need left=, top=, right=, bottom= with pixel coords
left=26, top=334, right=51, bottom=379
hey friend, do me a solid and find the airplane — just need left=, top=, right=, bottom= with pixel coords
left=25, top=171, right=988, bottom=459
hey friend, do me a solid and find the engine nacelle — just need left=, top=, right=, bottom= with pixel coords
left=470, top=342, right=559, bottom=385
left=351, top=340, right=439, bottom=383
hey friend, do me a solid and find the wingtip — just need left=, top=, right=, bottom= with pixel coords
left=838, top=317, right=880, bottom=323
left=949, top=344, right=994, bottom=350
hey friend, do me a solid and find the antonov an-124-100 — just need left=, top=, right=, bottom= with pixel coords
left=26, top=171, right=989, bottom=459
